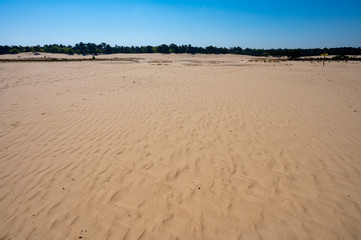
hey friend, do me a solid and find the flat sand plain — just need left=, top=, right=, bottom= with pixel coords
left=1, top=53, right=361, bottom=240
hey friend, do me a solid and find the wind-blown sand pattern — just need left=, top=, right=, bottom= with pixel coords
left=1, top=54, right=361, bottom=240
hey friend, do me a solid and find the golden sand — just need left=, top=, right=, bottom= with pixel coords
left=1, top=53, right=361, bottom=239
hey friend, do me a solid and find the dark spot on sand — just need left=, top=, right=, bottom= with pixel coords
left=198, top=187, right=201, bottom=190
left=11, top=122, right=20, bottom=127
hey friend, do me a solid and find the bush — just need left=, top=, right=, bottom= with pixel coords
left=66, top=48, right=74, bottom=55
left=9, top=48, right=20, bottom=54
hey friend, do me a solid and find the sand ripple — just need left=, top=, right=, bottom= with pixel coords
left=1, top=56, right=361, bottom=239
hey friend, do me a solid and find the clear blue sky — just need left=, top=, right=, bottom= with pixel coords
left=1, top=0, right=360, bottom=48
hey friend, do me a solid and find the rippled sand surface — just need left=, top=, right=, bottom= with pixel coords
left=1, top=54, right=361, bottom=240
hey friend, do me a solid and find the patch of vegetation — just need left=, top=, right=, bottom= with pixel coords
left=287, top=49, right=302, bottom=60
left=332, top=55, right=350, bottom=60
left=9, top=48, right=20, bottom=54
left=1, top=43, right=361, bottom=57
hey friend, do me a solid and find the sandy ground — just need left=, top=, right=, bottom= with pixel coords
left=0, top=54, right=361, bottom=240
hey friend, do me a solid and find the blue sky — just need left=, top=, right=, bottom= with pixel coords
left=1, top=0, right=360, bottom=48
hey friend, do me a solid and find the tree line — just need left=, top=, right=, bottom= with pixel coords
left=1, top=42, right=360, bottom=57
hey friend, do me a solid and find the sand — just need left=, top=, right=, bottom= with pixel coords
left=0, top=53, right=361, bottom=240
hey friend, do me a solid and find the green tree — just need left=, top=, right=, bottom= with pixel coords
left=65, top=48, right=74, bottom=55
left=157, top=44, right=170, bottom=54
left=169, top=43, right=179, bottom=53
left=288, top=49, right=302, bottom=60
left=9, top=48, right=20, bottom=54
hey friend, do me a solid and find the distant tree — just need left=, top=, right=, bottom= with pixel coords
left=135, top=46, right=143, bottom=53
left=169, top=43, right=179, bottom=53
left=157, top=44, right=170, bottom=54
left=142, top=45, right=153, bottom=53
left=113, top=45, right=121, bottom=53
left=1, top=43, right=361, bottom=57
left=33, top=46, right=41, bottom=52
left=205, top=46, right=216, bottom=54
left=24, top=46, right=34, bottom=52
left=230, top=47, right=242, bottom=54
left=87, top=43, right=97, bottom=54
left=100, top=43, right=107, bottom=51
left=9, top=48, right=20, bottom=54
left=65, top=48, right=74, bottom=55
left=105, top=44, right=113, bottom=54
left=186, top=44, right=195, bottom=54
left=288, top=49, right=302, bottom=60
left=0, top=45, right=11, bottom=54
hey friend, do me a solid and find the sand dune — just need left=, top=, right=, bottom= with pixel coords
left=0, top=54, right=361, bottom=239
